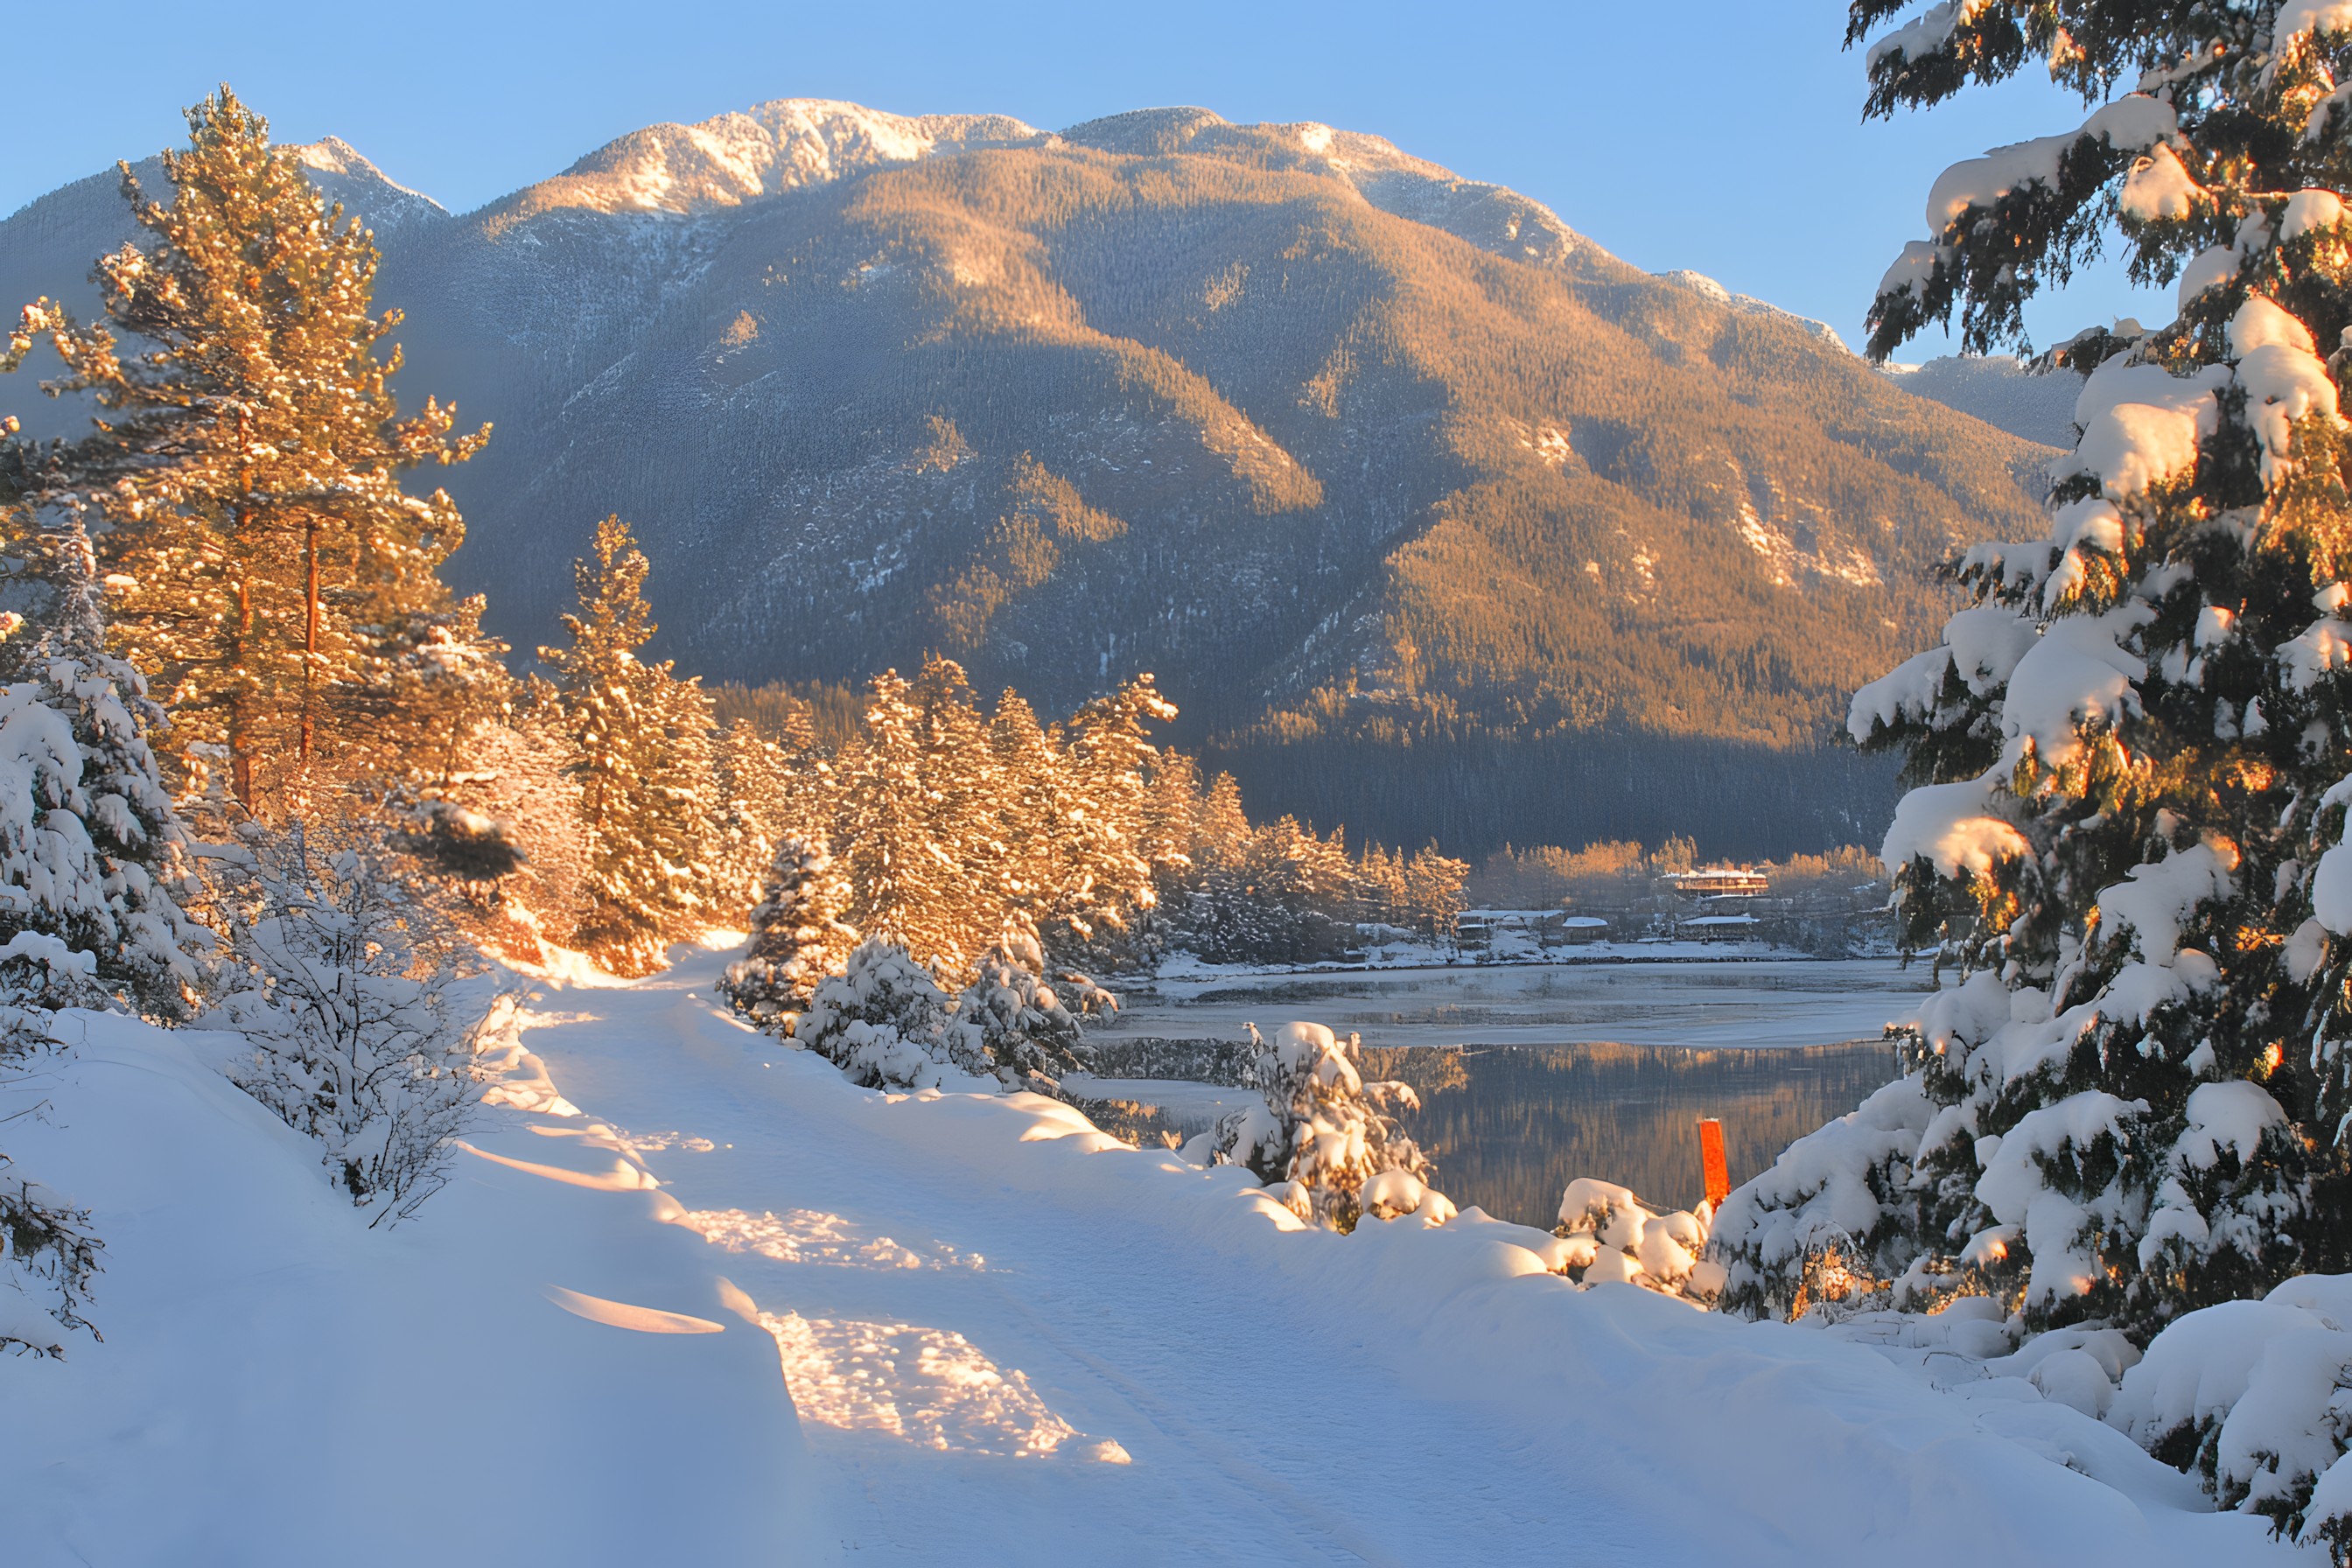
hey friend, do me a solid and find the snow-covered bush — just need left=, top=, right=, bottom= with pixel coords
left=0, top=521, right=206, bottom=1018
left=795, top=937, right=993, bottom=1091
left=1708, top=1073, right=1942, bottom=1320
left=0, top=1007, right=101, bottom=1356
left=2107, top=1275, right=2352, bottom=1558
left=217, top=830, right=486, bottom=1226
left=1557, top=1177, right=1722, bottom=1301
left=720, top=836, right=856, bottom=1029
left=1208, top=1022, right=1436, bottom=1231
left=953, top=928, right=1096, bottom=1094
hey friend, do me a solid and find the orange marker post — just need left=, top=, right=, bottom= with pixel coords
left=1698, top=1117, right=1730, bottom=1211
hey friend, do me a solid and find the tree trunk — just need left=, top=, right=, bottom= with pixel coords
left=299, top=514, right=318, bottom=770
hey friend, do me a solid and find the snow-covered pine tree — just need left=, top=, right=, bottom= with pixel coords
left=794, top=936, right=994, bottom=1090
left=910, top=656, right=1001, bottom=971
left=712, top=718, right=796, bottom=919
left=346, top=590, right=512, bottom=805
left=1138, top=746, right=1202, bottom=889
left=373, top=674, right=588, bottom=965
left=1166, top=772, right=1263, bottom=962
left=219, top=827, right=486, bottom=1225
left=1718, top=5, right=2352, bottom=1344
left=1407, top=846, right=1469, bottom=943
left=953, top=928, right=1092, bottom=1093
left=644, top=665, right=718, bottom=928
left=1240, top=817, right=1358, bottom=965
left=1, top=88, right=488, bottom=816
left=985, top=689, right=1062, bottom=940
left=833, top=671, right=963, bottom=976
left=539, top=516, right=714, bottom=975
left=720, top=836, right=857, bottom=1028
left=1052, top=675, right=1175, bottom=953
left=1208, top=1021, right=1435, bottom=1230
left=0, top=514, right=206, bottom=1017
left=0, top=1006, right=103, bottom=1356
left=1356, top=844, right=1406, bottom=930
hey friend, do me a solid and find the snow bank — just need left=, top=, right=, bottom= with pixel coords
left=624, top=964, right=2287, bottom=1562
left=0, top=1007, right=828, bottom=1565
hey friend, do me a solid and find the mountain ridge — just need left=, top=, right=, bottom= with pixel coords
left=0, top=99, right=2061, bottom=858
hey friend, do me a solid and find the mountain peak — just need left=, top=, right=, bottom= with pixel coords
left=1056, top=106, right=1228, bottom=155
left=293, top=137, right=447, bottom=231
left=484, top=99, right=1040, bottom=224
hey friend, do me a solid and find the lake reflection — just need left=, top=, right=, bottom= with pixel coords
left=1084, top=959, right=1924, bottom=1231
left=1390, top=1041, right=1901, bottom=1228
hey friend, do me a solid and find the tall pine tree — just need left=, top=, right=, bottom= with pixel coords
left=1, top=88, right=491, bottom=816
left=540, top=515, right=713, bottom=974
left=720, top=836, right=858, bottom=1027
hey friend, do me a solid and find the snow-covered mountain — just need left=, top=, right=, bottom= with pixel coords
left=0, top=99, right=2060, bottom=858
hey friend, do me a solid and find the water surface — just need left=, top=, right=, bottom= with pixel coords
left=1082, top=958, right=1922, bottom=1228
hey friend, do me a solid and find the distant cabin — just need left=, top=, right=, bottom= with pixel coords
left=1679, top=913, right=1760, bottom=942
left=1555, top=914, right=1609, bottom=945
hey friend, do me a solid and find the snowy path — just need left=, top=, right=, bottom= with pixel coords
left=494, top=944, right=2309, bottom=1566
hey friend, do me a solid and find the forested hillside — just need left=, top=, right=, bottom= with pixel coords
left=0, top=99, right=2059, bottom=857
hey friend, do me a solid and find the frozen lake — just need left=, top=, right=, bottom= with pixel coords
left=1074, top=958, right=1930, bottom=1227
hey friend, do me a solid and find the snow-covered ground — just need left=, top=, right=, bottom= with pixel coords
left=5, top=942, right=2313, bottom=1564
left=1115, top=957, right=1932, bottom=1052
left=1, top=990, right=821, bottom=1564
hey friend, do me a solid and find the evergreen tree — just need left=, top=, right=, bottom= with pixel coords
left=910, top=656, right=999, bottom=968
left=540, top=516, right=712, bottom=974
left=795, top=936, right=991, bottom=1090
left=713, top=718, right=796, bottom=918
left=1137, top=746, right=1203, bottom=886
left=1400, top=844, right=1469, bottom=943
left=0, top=513, right=206, bottom=1016
left=720, top=836, right=857, bottom=1027
left=350, top=592, right=512, bottom=802
left=834, top=671, right=962, bottom=974
left=1053, top=675, right=1174, bottom=948
left=1, top=88, right=489, bottom=815
left=953, top=928, right=1091, bottom=1093
left=395, top=677, right=591, bottom=959
left=1209, top=1021, right=1433, bottom=1231
left=985, top=689, right=1062, bottom=939
left=1724, top=5, right=2352, bottom=1348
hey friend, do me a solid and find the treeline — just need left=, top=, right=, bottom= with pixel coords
left=720, top=658, right=1472, bottom=1019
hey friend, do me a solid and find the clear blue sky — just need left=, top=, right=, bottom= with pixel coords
left=0, top=0, right=2163, bottom=360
